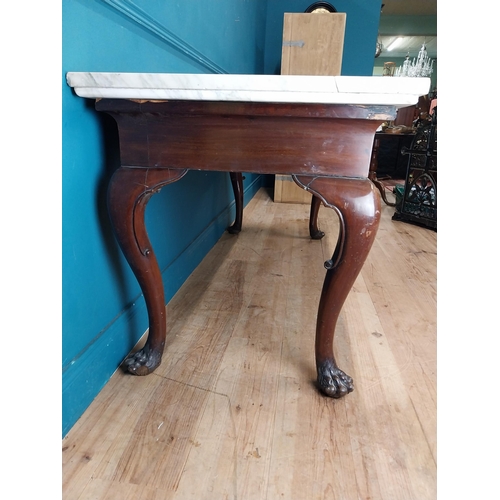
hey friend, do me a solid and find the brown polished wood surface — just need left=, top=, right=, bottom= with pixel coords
left=97, top=98, right=396, bottom=397
left=96, top=100, right=394, bottom=176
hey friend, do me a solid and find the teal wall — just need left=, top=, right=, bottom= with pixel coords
left=62, top=0, right=381, bottom=437
left=62, top=0, right=268, bottom=437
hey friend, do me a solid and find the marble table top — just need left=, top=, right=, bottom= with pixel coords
left=66, top=72, right=430, bottom=107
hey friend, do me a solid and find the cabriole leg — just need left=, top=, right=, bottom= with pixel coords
left=294, top=175, right=381, bottom=398
left=107, top=166, right=187, bottom=375
left=309, top=195, right=325, bottom=240
left=228, top=172, right=243, bottom=234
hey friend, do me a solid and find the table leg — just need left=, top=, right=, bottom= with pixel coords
left=369, top=137, right=396, bottom=207
left=309, top=195, right=325, bottom=240
left=228, top=172, right=243, bottom=234
left=108, top=166, right=187, bottom=375
left=294, top=175, right=381, bottom=398
left=231, top=172, right=325, bottom=240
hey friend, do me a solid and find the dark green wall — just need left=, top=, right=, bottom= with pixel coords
left=378, top=14, right=437, bottom=36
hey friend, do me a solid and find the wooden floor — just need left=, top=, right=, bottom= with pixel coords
left=62, top=188, right=437, bottom=500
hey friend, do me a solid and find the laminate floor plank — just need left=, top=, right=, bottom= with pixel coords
left=63, top=188, right=437, bottom=500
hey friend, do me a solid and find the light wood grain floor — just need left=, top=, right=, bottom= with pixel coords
left=62, top=187, right=437, bottom=500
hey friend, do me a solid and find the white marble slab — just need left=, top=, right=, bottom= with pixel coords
left=66, top=72, right=430, bottom=107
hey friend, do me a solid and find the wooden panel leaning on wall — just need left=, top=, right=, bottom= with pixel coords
left=276, top=11, right=347, bottom=204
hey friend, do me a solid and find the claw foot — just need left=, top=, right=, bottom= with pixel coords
left=310, top=228, right=325, bottom=240
left=227, top=223, right=241, bottom=234
left=122, top=346, right=162, bottom=376
left=317, top=360, right=354, bottom=398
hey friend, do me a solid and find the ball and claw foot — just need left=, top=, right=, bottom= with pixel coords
left=317, top=360, right=354, bottom=398
left=122, top=347, right=162, bottom=376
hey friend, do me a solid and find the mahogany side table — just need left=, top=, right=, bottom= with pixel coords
left=66, top=73, right=429, bottom=398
